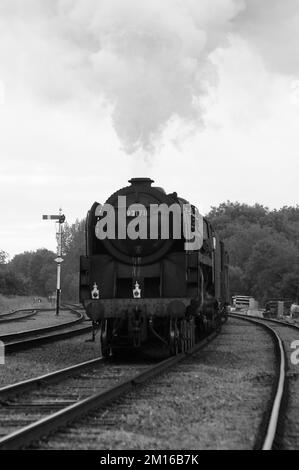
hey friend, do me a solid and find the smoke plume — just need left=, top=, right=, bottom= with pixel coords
left=1, top=0, right=298, bottom=153
left=57, top=0, right=246, bottom=153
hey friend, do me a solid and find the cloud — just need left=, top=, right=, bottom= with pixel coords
left=0, top=0, right=247, bottom=154
left=1, top=1, right=299, bottom=155
left=77, top=0, right=243, bottom=153
left=234, top=0, right=299, bottom=75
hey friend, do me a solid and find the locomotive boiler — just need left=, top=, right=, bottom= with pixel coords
left=79, top=178, right=229, bottom=356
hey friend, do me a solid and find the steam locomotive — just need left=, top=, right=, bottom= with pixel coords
left=79, top=178, right=229, bottom=356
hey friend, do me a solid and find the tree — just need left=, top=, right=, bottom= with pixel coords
left=0, top=221, right=86, bottom=300
left=207, top=202, right=299, bottom=304
left=245, top=236, right=299, bottom=302
left=9, top=249, right=56, bottom=296
left=61, top=219, right=86, bottom=300
left=208, top=201, right=268, bottom=233
left=0, top=250, right=8, bottom=265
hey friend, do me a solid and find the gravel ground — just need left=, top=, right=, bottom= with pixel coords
left=32, top=318, right=275, bottom=450
left=0, top=331, right=100, bottom=387
left=0, top=309, right=79, bottom=336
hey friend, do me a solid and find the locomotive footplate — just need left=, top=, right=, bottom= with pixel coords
left=85, top=298, right=190, bottom=321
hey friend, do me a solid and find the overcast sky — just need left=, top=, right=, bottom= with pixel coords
left=0, top=0, right=299, bottom=257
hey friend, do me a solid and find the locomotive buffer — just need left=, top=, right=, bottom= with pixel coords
left=42, top=210, right=66, bottom=316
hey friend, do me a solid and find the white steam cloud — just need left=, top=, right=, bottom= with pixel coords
left=75, top=0, right=242, bottom=153
left=0, top=0, right=244, bottom=154
left=0, top=0, right=298, bottom=154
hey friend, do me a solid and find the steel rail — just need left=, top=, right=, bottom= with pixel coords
left=0, top=309, right=38, bottom=324
left=0, top=308, right=34, bottom=318
left=2, top=324, right=93, bottom=352
left=229, top=313, right=287, bottom=450
left=0, top=308, right=92, bottom=352
left=232, top=311, right=299, bottom=331
left=0, top=327, right=220, bottom=450
left=262, top=328, right=285, bottom=450
left=1, top=309, right=83, bottom=339
left=0, top=357, right=106, bottom=400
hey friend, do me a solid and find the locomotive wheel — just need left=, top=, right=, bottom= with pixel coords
left=222, top=307, right=228, bottom=323
left=191, top=318, right=195, bottom=347
left=169, top=318, right=179, bottom=355
left=100, top=319, right=111, bottom=358
left=186, top=320, right=191, bottom=350
left=186, top=318, right=195, bottom=349
left=182, top=320, right=189, bottom=352
left=179, top=320, right=186, bottom=353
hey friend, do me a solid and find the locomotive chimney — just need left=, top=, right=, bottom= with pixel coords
left=129, top=177, right=154, bottom=187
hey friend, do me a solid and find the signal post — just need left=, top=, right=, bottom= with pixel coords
left=42, top=210, right=66, bottom=316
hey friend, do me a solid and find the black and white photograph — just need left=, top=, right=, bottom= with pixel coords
left=0, top=0, right=299, bottom=456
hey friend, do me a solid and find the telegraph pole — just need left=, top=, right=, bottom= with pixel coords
left=42, top=209, right=66, bottom=316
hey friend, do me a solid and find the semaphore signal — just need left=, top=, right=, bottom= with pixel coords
left=42, top=209, right=65, bottom=316
left=42, top=214, right=65, bottom=223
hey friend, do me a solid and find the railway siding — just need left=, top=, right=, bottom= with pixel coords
left=0, top=309, right=79, bottom=336
left=0, top=308, right=92, bottom=353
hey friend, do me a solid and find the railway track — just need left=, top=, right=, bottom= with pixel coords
left=0, top=309, right=38, bottom=324
left=0, top=328, right=220, bottom=450
left=0, top=307, right=92, bottom=352
left=229, top=313, right=299, bottom=449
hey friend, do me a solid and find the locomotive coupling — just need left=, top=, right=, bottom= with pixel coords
left=86, top=300, right=105, bottom=322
